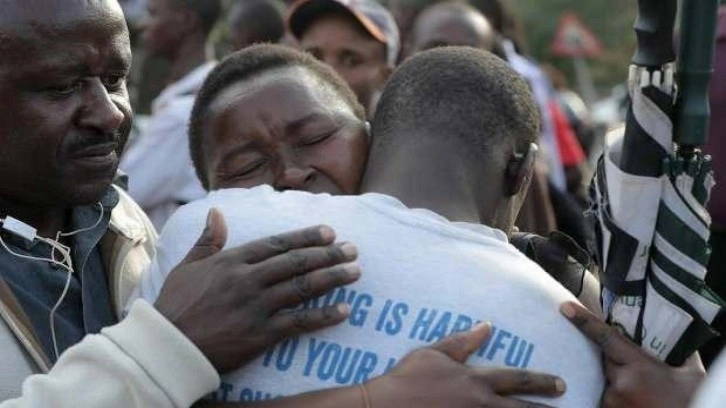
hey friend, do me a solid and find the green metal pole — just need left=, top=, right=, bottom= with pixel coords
left=675, top=0, right=721, bottom=148
left=621, top=0, right=678, bottom=175
left=633, top=0, right=677, bottom=67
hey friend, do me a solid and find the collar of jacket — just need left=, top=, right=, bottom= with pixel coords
left=0, top=185, right=157, bottom=373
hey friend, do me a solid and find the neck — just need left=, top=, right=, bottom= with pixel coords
left=361, top=145, right=502, bottom=225
left=0, top=198, right=69, bottom=239
left=168, top=34, right=208, bottom=84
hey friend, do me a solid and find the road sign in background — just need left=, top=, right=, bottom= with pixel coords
left=551, top=12, right=604, bottom=58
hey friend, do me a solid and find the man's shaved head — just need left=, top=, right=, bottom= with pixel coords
left=409, top=1, right=496, bottom=55
left=372, top=46, right=538, bottom=162
left=229, top=0, right=285, bottom=50
left=0, top=0, right=130, bottom=87
left=0, top=0, right=126, bottom=35
left=0, top=0, right=129, bottom=70
left=364, top=46, right=539, bottom=230
left=0, top=0, right=134, bottom=206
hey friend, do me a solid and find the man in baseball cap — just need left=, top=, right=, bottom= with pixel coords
left=288, top=0, right=400, bottom=117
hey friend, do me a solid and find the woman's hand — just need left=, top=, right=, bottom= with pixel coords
left=197, top=322, right=566, bottom=408
left=366, top=323, right=566, bottom=408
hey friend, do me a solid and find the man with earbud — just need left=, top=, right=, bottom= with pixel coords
left=141, top=44, right=605, bottom=407
left=0, top=1, right=365, bottom=405
left=0, top=2, right=582, bottom=407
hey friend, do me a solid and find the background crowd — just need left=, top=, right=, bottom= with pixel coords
left=0, top=0, right=724, bottom=407
left=119, top=0, right=724, bottom=392
left=119, top=0, right=614, bottom=252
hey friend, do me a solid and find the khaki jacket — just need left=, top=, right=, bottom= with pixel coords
left=0, top=186, right=157, bottom=385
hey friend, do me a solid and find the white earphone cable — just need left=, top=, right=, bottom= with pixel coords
left=0, top=202, right=104, bottom=360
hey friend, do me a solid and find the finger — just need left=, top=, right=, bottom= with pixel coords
left=682, top=352, right=706, bottom=373
left=603, top=359, right=621, bottom=383
left=267, top=304, right=351, bottom=338
left=560, top=301, right=639, bottom=364
left=427, top=322, right=492, bottom=363
left=477, top=368, right=566, bottom=397
left=231, top=225, right=337, bottom=264
left=265, top=263, right=362, bottom=310
left=180, top=208, right=228, bottom=264
left=254, top=242, right=358, bottom=286
left=484, top=396, right=556, bottom=408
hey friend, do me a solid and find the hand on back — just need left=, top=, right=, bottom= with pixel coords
left=155, top=208, right=568, bottom=406
left=561, top=301, right=706, bottom=408
left=367, top=323, right=566, bottom=408
left=155, top=209, right=361, bottom=373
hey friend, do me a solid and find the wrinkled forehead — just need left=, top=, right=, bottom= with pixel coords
left=0, top=0, right=129, bottom=57
left=210, top=66, right=358, bottom=120
left=1, top=0, right=126, bottom=32
left=0, top=0, right=130, bottom=78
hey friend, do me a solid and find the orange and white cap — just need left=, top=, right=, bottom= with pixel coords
left=288, top=0, right=401, bottom=66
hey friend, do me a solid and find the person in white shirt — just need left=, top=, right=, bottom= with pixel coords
left=120, top=0, right=220, bottom=229
left=139, top=45, right=605, bottom=407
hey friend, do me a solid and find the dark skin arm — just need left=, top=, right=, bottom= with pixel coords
left=196, top=324, right=567, bottom=408
left=560, top=301, right=705, bottom=408
left=155, top=209, right=361, bottom=373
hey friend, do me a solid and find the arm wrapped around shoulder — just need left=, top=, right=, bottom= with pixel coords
left=510, top=231, right=601, bottom=314
left=1, top=300, right=219, bottom=408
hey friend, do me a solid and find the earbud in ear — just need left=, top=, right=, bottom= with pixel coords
left=506, top=143, right=538, bottom=196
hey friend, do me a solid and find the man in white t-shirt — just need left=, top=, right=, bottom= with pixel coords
left=120, top=0, right=220, bottom=229
left=139, top=47, right=605, bottom=406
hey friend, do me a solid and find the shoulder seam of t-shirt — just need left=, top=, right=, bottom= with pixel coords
left=203, top=187, right=529, bottom=261
left=355, top=195, right=541, bottom=266
left=349, top=194, right=517, bottom=251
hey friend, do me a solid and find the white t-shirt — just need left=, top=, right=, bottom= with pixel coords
left=690, top=351, right=726, bottom=408
left=138, top=186, right=604, bottom=406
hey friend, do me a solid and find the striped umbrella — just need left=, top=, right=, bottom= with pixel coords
left=588, top=0, right=724, bottom=365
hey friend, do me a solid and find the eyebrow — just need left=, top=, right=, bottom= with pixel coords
left=108, top=50, right=134, bottom=70
left=25, top=48, right=131, bottom=78
left=20, top=62, right=128, bottom=83
left=17, top=60, right=88, bottom=78
left=217, top=112, right=343, bottom=161
left=220, top=142, right=261, bottom=163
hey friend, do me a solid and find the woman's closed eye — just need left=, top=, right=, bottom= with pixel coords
left=223, top=159, right=268, bottom=180
left=297, top=131, right=335, bottom=148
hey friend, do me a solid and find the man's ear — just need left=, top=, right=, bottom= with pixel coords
left=505, top=143, right=538, bottom=197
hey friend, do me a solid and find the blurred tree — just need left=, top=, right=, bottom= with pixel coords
left=511, top=0, right=637, bottom=92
